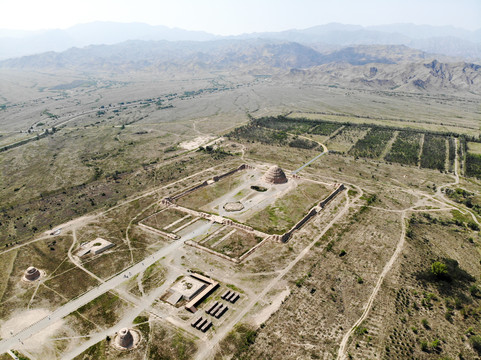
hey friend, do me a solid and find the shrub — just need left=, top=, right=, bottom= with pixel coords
left=431, top=261, right=448, bottom=279
left=470, top=285, right=480, bottom=297
left=420, top=340, right=429, bottom=352
left=354, top=326, right=368, bottom=336
left=467, top=221, right=480, bottom=231
left=470, top=335, right=481, bottom=353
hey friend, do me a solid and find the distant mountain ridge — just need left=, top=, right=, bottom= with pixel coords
left=0, top=40, right=433, bottom=71
left=0, top=22, right=479, bottom=60
left=1, top=38, right=480, bottom=94
left=283, top=59, right=481, bottom=93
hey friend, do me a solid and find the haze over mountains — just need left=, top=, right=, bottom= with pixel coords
left=1, top=22, right=480, bottom=95
left=0, top=22, right=480, bottom=60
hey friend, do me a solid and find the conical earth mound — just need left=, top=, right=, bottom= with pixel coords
left=262, top=165, right=288, bottom=184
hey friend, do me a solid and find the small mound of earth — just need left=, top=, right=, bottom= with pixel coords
left=223, top=201, right=244, bottom=212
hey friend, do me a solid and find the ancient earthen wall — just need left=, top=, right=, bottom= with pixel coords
left=280, top=184, right=345, bottom=243
left=237, top=235, right=271, bottom=262
left=172, top=164, right=251, bottom=201
left=280, top=208, right=318, bottom=243
left=171, top=181, right=209, bottom=201
left=320, top=184, right=345, bottom=208
left=186, top=240, right=240, bottom=263
left=138, top=223, right=180, bottom=240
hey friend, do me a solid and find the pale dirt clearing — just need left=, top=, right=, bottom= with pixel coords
left=1, top=308, right=63, bottom=353
left=253, top=286, right=290, bottom=327
left=179, top=135, right=217, bottom=150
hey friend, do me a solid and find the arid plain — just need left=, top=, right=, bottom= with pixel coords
left=0, top=53, right=481, bottom=360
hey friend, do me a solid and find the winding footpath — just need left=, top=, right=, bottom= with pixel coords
left=336, top=138, right=467, bottom=359
left=0, top=225, right=209, bottom=356
left=196, top=190, right=355, bottom=360
left=337, top=211, right=407, bottom=359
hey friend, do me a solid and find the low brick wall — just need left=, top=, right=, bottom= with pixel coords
left=138, top=223, right=180, bottom=240
left=279, top=184, right=345, bottom=243
left=320, top=184, right=345, bottom=208
left=186, top=240, right=240, bottom=263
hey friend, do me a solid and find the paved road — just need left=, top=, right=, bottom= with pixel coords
left=0, top=222, right=212, bottom=355
left=195, top=190, right=352, bottom=360
left=292, top=142, right=328, bottom=174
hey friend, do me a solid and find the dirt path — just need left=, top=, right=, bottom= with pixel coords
left=337, top=139, right=464, bottom=358
left=0, top=226, right=202, bottom=356
left=0, top=161, right=228, bottom=259
left=67, top=229, right=104, bottom=283
left=417, top=133, right=425, bottom=168
left=337, top=211, right=407, bottom=359
left=291, top=136, right=329, bottom=175
left=195, top=190, right=354, bottom=360
left=379, top=130, right=398, bottom=160
left=453, top=137, right=460, bottom=184
left=61, top=259, right=183, bottom=360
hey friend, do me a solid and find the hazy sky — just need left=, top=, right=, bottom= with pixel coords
left=2, top=0, right=480, bottom=33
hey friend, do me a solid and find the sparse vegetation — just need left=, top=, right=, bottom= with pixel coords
left=1, top=49, right=481, bottom=360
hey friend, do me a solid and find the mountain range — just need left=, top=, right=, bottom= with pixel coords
left=0, top=22, right=480, bottom=61
left=1, top=38, right=480, bottom=94
left=0, top=39, right=440, bottom=71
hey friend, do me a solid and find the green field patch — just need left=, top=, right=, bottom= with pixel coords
left=451, top=210, right=473, bottom=225
left=227, top=124, right=290, bottom=145
left=420, top=134, right=447, bottom=171
left=468, top=142, right=481, bottom=155
left=76, top=291, right=127, bottom=329
left=308, top=122, right=343, bottom=136
left=195, top=223, right=224, bottom=243
left=253, top=116, right=316, bottom=134
left=246, top=182, right=331, bottom=234
left=169, top=215, right=196, bottom=232
left=385, top=131, right=422, bottom=166
left=326, top=126, right=370, bottom=153
left=465, top=153, right=481, bottom=178
left=141, top=262, right=166, bottom=294
left=288, top=137, right=318, bottom=149
left=349, top=128, right=395, bottom=159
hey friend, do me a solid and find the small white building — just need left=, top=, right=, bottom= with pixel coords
left=77, top=238, right=115, bottom=257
